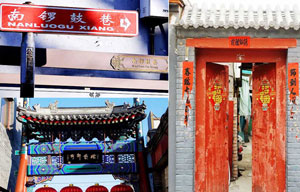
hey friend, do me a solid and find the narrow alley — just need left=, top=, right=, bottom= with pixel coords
left=230, top=138, right=252, bottom=192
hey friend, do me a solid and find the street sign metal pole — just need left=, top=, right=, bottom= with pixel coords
left=20, top=32, right=35, bottom=97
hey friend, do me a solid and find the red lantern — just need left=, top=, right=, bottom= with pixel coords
left=111, top=184, right=133, bottom=192
left=36, top=185, right=57, bottom=192
left=60, top=184, right=83, bottom=192
left=86, top=183, right=108, bottom=192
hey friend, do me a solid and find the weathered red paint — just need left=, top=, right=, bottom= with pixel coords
left=252, top=63, right=276, bottom=191
left=206, top=63, right=229, bottom=192
left=252, top=56, right=286, bottom=192
left=195, top=47, right=287, bottom=192
left=195, top=60, right=229, bottom=192
left=187, top=38, right=297, bottom=49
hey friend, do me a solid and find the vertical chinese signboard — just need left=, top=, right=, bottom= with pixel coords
left=288, top=63, right=299, bottom=104
left=182, top=61, right=193, bottom=126
left=0, top=3, right=138, bottom=36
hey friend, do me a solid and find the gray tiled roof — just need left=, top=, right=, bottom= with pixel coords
left=178, top=3, right=300, bottom=30
left=17, top=101, right=146, bottom=125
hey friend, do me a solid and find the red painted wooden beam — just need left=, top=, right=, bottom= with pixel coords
left=186, top=38, right=297, bottom=49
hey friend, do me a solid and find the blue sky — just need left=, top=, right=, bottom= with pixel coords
left=28, top=98, right=168, bottom=191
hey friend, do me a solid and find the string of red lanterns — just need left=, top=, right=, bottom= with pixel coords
left=36, top=184, right=133, bottom=192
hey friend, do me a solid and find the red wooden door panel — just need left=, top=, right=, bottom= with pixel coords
left=205, top=63, right=229, bottom=192
left=252, top=63, right=284, bottom=192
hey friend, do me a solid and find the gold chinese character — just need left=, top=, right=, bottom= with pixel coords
left=83, top=154, right=89, bottom=160
left=76, top=153, right=82, bottom=160
left=132, top=58, right=137, bottom=64
left=90, top=154, right=96, bottom=160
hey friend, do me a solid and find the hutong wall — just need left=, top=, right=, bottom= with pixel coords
left=0, top=99, right=22, bottom=192
left=170, top=27, right=300, bottom=192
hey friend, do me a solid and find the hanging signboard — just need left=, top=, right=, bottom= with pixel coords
left=110, top=55, right=168, bottom=73
left=288, top=63, right=299, bottom=103
left=0, top=3, right=138, bottom=37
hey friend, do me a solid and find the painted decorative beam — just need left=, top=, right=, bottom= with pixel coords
left=27, top=163, right=137, bottom=176
left=28, top=141, right=138, bottom=155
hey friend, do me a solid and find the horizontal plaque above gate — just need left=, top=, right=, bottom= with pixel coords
left=64, top=150, right=102, bottom=164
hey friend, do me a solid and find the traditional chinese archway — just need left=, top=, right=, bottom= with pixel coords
left=15, top=100, right=151, bottom=192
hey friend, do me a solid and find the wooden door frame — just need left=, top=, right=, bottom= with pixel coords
left=188, top=38, right=297, bottom=191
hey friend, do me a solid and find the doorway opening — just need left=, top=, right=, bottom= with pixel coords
left=195, top=48, right=287, bottom=192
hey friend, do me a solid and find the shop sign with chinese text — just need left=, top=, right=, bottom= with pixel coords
left=288, top=63, right=299, bottom=103
left=110, top=55, right=168, bottom=73
left=0, top=3, right=138, bottom=37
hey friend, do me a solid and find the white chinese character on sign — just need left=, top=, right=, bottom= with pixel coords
left=38, top=11, right=56, bottom=22
left=8, top=9, right=24, bottom=21
left=100, top=14, right=114, bottom=26
left=70, top=13, right=86, bottom=23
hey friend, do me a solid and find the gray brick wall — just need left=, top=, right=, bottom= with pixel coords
left=0, top=99, right=22, bottom=192
left=172, top=27, right=300, bottom=191
left=175, top=38, right=195, bottom=192
left=0, top=123, right=13, bottom=189
left=287, top=42, right=300, bottom=192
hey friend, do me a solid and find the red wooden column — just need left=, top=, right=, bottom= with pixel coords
left=194, top=49, right=207, bottom=192
left=275, top=49, right=287, bottom=192
left=15, top=144, right=27, bottom=192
